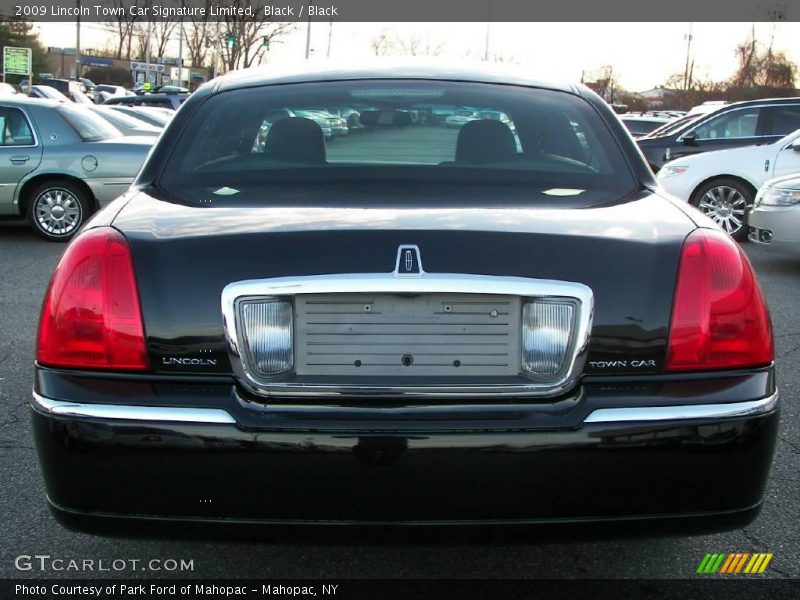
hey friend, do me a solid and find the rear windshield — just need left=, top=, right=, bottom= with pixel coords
left=93, top=106, right=156, bottom=130
left=158, top=80, right=637, bottom=205
left=56, top=105, right=120, bottom=141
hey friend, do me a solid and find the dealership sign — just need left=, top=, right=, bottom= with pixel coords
left=130, top=61, right=165, bottom=73
left=3, top=46, right=32, bottom=76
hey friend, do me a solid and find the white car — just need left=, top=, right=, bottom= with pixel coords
left=749, top=174, right=800, bottom=255
left=658, top=128, right=800, bottom=239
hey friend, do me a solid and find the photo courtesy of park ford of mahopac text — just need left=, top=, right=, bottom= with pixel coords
left=1, top=0, right=799, bottom=597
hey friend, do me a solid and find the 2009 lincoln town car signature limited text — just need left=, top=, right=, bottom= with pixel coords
left=31, top=64, right=779, bottom=533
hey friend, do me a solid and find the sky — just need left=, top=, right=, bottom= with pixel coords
left=34, top=21, right=800, bottom=92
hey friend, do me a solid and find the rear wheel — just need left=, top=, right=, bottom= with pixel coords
left=26, top=180, right=92, bottom=242
left=691, top=178, right=753, bottom=242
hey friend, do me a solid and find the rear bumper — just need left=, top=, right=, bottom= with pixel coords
left=31, top=369, right=780, bottom=533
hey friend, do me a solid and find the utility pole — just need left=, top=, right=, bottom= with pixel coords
left=145, top=20, right=153, bottom=86
left=305, top=4, right=312, bottom=59
left=682, top=22, right=693, bottom=91
left=75, top=0, right=81, bottom=79
left=326, top=19, right=333, bottom=58
left=483, top=0, right=491, bottom=61
left=177, top=2, right=184, bottom=87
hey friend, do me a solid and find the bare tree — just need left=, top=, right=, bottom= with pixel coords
left=216, top=0, right=294, bottom=72
left=369, top=29, right=445, bottom=57
left=730, top=23, right=796, bottom=94
left=369, top=29, right=391, bottom=56
left=131, top=0, right=178, bottom=61
left=106, top=0, right=140, bottom=59
left=185, top=2, right=214, bottom=69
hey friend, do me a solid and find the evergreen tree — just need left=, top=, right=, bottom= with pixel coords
left=0, top=17, right=48, bottom=84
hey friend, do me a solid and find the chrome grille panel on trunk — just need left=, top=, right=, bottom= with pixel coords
left=221, top=273, right=593, bottom=398
left=295, top=294, right=521, bottom=377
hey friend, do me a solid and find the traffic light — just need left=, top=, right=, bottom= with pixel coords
left=225, top=35, right=236, bottom=49
left=204, top=37, right=211, bottom=49
left=263, top=37, right=270, bottom=50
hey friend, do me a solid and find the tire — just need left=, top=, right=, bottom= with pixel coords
left=26, top=179, right=92, bottom=242
left=690, top=178, right=754, bottom=242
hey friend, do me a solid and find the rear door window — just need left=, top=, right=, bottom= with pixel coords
left=0, top=107, right=34, bottom=146
left=765, top=105, right=800, bottom=136
left=692, top=108, right=761, bottom=140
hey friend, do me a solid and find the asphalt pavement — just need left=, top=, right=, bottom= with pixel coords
left=0, top=219, right=798, bottom=580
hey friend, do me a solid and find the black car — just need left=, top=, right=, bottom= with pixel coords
left=102, top=92, right=189, bottom=110
left=638, top=97, right=800, bottom=171
left=32, top=64, right=778, bottom=535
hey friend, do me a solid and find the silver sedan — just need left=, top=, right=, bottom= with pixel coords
left=0, top=97, right=154, bottom=240
left=749, top=173, right=800, bottom=256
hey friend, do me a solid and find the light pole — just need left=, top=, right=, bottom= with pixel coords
left=683, top=22, right=694, bottom=91
left=75, top=0, right=81, bottom=79
left=177, top=1, right=185, bottom=87
left=305, top=2, right=312, bottom=59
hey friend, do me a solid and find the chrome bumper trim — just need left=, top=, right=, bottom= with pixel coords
left=32, top=390, right=778, bottom=426
left=31, top=391, right=236, bottom=424
left=584, top=391, right=779, bottom=423
left=221, top=272, right=594, bottom=399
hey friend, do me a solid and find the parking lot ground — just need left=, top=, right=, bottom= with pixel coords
left=1, top=219, right=798, bottom=580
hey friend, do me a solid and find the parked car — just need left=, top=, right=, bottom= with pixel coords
left=106, top=105, right=174, bottom=128
left=78, top=77, right=97, bottom=101
left=31, top=64, right=778, bottom=535
left=658, top=127, right=800, bottom=239
left=37, top=78, right=88, bottom=104
left=445, top=108, right=479, bottom=127
left=642, top=113, right=701, bottom=139
left=84, top=105, right=162, bottom=137
left=0, top=82, right=17, bottom=96
left=637, top=97, right=800, bottom=172
left=94, top=84, right=134, bottom=104
left=252, top=108, right=295, bottom=151
left=103, top=92, right=189, bottom=110
left=153, top=85, right=189, bottom=94
left=28, top=85, right=70, bottom=102
left=619, top=114, right=672, bottom=138
left=292, top=109, right=333, bottom=139
left=0, top=97, right=154, bottom=240
left=749, top=173, right=800, bottom=255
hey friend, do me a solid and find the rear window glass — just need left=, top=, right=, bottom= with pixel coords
left=56, top=105, right=120, bottom=141
left=768, top=106, right=800, bottom=136
left=693, top=108, right=760, bottom=140
left=158, top=80, right=636, bottom=205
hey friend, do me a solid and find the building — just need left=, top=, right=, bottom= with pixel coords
left=45, top=47, right=210, bottom=89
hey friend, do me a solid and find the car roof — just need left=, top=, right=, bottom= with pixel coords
left=0, top=96, right=61, bottom=109
left=620, top=115, right=671, bottom=122
left=701, top=96, right=800, bottom=110
left=210, top=60, right=580, bottom=95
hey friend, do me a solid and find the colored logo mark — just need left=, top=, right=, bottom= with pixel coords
left=696, top=553, right=773, bottom=574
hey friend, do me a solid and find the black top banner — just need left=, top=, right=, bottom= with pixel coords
left=0, top=0, right=798, bottom=22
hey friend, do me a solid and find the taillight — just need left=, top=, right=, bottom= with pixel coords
left=37, top=227, right=148, bottom=370
left=667, top=229, right=772, bottom=371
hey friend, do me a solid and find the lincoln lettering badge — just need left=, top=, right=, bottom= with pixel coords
left=394, top=245, right=424, bottom=277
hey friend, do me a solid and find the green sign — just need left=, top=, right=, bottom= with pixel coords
left=3, top=47, right=32, bottom=76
